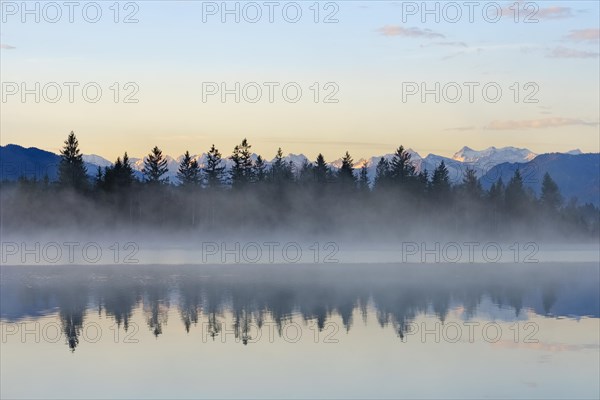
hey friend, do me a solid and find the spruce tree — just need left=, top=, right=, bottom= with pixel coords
left=271, top=148, right=293, bottom=183
left=540, top=172, right=562, bottom=211
left=313, top=153, right=329, bottom=184
left=230, top=138, right=254, bottom=187
left=103, top=152, right=136, bottom=191
left=462, top=168, right=482, bottom=199
left=337, top=151, right=356, bottom=187
left=58, top=131, right=88, bottom=190
left=374, top=157, right=390, bottom=189
left=505, top=169, right=531, bottom=216
left=254, top=155, right=267, bottom=183
left=430, top=161, right=451, bottom=199
left=489, top=178, right=504, bottom=204
left=389, top=146, right=416, bottom=184
left=177, top=151, right=201, bottom=186
left=204, top=144, right=225, bottom=188
left=358, top=164, right=370, bottom=192
left=297, top=160, right=313, bottom=185
left=94, top=166, right=104, bottom=190
left=120, top=152, right=135, bottom=186
left=417, top=169, right=429, bottom=195
left=142, top=146, right=169, bottom=184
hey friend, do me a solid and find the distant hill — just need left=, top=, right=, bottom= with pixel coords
left=482, top=153, right=600, bottom=206
left=0, top=144, right=100, bottom=181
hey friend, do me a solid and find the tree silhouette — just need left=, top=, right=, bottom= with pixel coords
left=142, top=146, right=169, bottom=184
left=505, top=169, right=528, bottom=215
left=374, top=157, right=390, bottom=189
left=177, top=151, right=201, bottom=186
left=230, top=139, right=254, bottom=188
left=358, top=164, right=370, bottom=192
left=389, top=146, right=416, bottom=184
left=58, top=131, right=88, bottom=190
left=430, top=161, right=451, bottom=200
left=540, top=172, right=562, bottom=211
left=204, top=144, right=225, bottom=188
left=313, top=153, right=330, bottom=184
left=270, top=148, right=293, bottom=183
left=254, top=155, right=268, bottom=183
left=337, top=151, right=356, bottom=188
left=461, top=168, right=483, bottom=199
left=103, top=152, right=136, bottom=191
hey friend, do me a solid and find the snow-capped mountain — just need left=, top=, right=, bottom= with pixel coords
left=0, top=144, right=585, bottom=185
left=566, top=149, right=583, bottom=155
left=2, top=144, right=597, bottom=204
left=451, top=146, right=537, bottom=164
left=82, top=154, right=113, bottom=168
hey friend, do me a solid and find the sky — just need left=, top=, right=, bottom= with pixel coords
left=1, top=0, right=599, bottom=162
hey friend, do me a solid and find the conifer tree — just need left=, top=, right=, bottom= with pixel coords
left=94, top=166, right=104, bottom=189
left=461, top=168, right=482, bottom=199
left=389, top=146, right=416, bottom=184
left=142, top=146, right=169, bottom=184
left=430, top=161, right=451, bottom=199
left=177, top=151, right=201, bottom=186
left=337, top=151, right=356, bottom=187
left=58, top=131, right=88, bottom=190
left=270, top=148, right=293, bottom=183
left=254, top=155, right=267, bottom=183
left=358, top=164, right=370, bottom=192
left=540, top=172, right=562, bottom=211
left=313, top=153, right=329, bottom=184
left=374, top=157, right=390, bottom=189
left=505, top=169, right=527, bottom=210
left=204, top=144, right=225, bottom=188
left=230, top=138, right=254, bottom=187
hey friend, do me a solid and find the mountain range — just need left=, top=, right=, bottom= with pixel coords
left=1, top=144, right=597, bottom=205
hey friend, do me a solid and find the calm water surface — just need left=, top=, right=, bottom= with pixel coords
left=1, top=263, right=599, bottom=399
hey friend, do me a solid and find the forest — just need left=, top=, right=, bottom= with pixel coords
left=1, top=131, right=598, bottom=240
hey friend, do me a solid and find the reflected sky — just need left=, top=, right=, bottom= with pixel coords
left=1, top=263, right=599, bottom=399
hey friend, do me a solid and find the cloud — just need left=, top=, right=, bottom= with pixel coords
left=547, top=46, right=599, bottom=59
left=485, top=118, right=599, bottom=130
left=497, top=4, right=573, bottom=20
left=536, top=6, right=574, bottom=19
left=377, top=25, right=444, bottom=39
left=564, top=28, right=600, bottom=42
left=1, top=44, right=15, bottom=50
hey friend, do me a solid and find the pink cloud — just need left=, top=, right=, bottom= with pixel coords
left=377, top=25, right=444, bottom=39
left=564, top=28, right=600, bottom=42
left=485, top=118, right=598, bottom=130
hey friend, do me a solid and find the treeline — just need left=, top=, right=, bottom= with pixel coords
left=1, top=131, right=598, bottom=239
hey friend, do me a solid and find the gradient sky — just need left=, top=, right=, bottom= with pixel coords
left=1, top=1, right=599, bottom=162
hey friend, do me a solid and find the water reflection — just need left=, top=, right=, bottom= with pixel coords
left=1, top=263, right=598, bottom=352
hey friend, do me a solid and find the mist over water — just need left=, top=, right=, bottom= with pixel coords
left=2, top=1, right=599, bottom=397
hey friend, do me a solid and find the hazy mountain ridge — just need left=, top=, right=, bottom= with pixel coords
left=2, top=144, right=597, bottom=205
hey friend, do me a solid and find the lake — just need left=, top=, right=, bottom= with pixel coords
left=1, top=263, right=598, bottom=399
